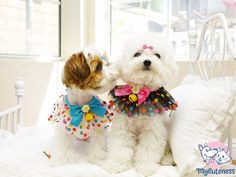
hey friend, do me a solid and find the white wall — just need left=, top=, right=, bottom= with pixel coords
left=0, top=60, right=61, bottom=126
left=61, top=0, right=81, bottom=58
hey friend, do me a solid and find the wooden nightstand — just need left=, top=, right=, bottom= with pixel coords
left=233, top=160, right=236, bottom=165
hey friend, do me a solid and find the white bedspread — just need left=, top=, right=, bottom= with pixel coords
left=0, top=127, right=179, bottom=177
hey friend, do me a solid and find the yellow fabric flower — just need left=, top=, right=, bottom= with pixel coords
left=82, top=105, right=90, bottom=113
left=132, top=86, right=140, bottom=94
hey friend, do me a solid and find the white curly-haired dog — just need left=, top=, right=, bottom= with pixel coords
left=48, top=48, right=117, bottom=165
left=104, top=34, right=178, bottom=176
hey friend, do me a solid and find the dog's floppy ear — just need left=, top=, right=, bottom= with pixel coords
left=62, top=52, right=90, bottom=88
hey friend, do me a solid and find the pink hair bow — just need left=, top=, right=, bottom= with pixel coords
left=114, top=85, right=151, bottom=105
left=142, top=44, right=153, bottom=51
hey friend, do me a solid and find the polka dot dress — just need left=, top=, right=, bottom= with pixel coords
left=109, top=86, right=178, bottom=118
left=48, top=95, right=114, bottom=142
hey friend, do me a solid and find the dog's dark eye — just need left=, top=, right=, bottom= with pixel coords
left=133, top=52, right=141, bottom=57
left=154, top=53, right=161, bottom=59
left=96, top=63, right=103, bottom=71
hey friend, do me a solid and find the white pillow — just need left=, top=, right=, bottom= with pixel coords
left=169, top=75, right=236, bottom=176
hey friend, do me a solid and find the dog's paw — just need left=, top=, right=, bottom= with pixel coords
left=103, top=159, right=131, bottom=174
left=135, top=163, right=160, bottom=176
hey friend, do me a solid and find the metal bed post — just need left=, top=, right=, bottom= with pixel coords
left=15, top=77, right=25, bottom=126
left=188, top=29, right=198, bottom=75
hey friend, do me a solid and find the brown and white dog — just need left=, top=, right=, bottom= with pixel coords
left=48, top=48, right=117, bottom=164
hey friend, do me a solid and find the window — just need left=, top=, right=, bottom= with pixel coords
left=0, top=0, right=61, bottom=58
left=108, top=0, right=236, bottom=60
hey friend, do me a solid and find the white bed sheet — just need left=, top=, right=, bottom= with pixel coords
left=0, top=126, right=179, bottom=177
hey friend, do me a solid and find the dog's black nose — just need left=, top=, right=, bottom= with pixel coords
left=143, top=60, right=151, bottom=67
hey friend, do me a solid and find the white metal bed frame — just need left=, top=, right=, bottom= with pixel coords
left=188, top=13, right=236, bottom=155
left=0, top=77, right=24, bottom=134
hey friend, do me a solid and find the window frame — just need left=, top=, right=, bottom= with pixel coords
left=106, top=0, right=236, bottom=61
left=107, top=0, right=185, bottom=59
left=0, top=0, right=62, bottom=61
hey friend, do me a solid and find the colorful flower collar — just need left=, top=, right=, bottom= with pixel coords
left=109, top=85, right=178, bottom=117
